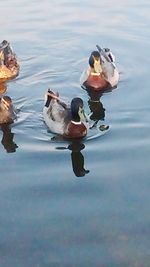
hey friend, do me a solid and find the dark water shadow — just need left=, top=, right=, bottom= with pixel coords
left=55, top=139, right=90, bottom=178
left=85, top=87, right=110, bottom=129
left=68, top=140, right=90, bottom=177
left=88, top=92, right=105, bottom=123
left=1, top=123, right=18, bottom=153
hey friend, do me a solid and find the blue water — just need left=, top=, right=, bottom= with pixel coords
left=0, top=0, right=150, bottom=266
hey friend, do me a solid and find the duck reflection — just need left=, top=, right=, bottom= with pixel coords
left=55, top=139, right=89, bottom=177
left=68, top=140, right=89, bottom=177
left=1, top=123, right=18, bottom=153
left=0, top=82, right=7, bottom=94
left=86, top=88, right=106, bottom=127
left=0, top=95, right=18, bottom=153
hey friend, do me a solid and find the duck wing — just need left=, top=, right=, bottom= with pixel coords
left=96, top=45, right=119, bottom=87
left=47, top=99, right=69, bottom=122
left=43, top=98, right=71, bottom=135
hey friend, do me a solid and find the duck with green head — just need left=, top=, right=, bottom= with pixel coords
left=80, top=46, right=119, bottom=91
left=43, top=90, right=88, bottom=139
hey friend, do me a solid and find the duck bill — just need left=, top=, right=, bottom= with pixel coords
left=94, top=60, right=102, bottom=73
left=78, top=107, right=88, bottom=123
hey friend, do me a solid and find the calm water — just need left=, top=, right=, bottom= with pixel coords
left=0, top=0, right=150, bottom=266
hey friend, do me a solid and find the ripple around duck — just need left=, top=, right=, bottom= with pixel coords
left=30, top=124, right=108, bottom=154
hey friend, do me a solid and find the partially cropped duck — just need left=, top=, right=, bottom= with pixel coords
left=43, top=90, right=88, bottom=139
left=0, top=40, right=20, bottom=82
left=0, top=96, right=17, bottom=124
left=80, top=45, right=119, bottom=91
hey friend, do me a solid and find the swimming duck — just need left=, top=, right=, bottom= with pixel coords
left=80, top=45, right=119, bottom=91
left=0, top=96, right=17, bottom=124
left=0, top=40, right=20, bottom=82
left=43, top=90, right=88, bottom=139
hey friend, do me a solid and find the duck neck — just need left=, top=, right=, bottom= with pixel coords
left=71, top=120, right=81, bottom=125
left=71, top=112, right=80, bottom=123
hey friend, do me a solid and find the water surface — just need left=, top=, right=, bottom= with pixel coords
left=0, top=0, right=150, bottom=266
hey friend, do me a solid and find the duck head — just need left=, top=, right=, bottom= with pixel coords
left=89, top=51, right=102, bottom=73
left=0, top=51, right=4, bottom=65
left=0, top=40, right=9, bottom=65
left=71, top=97, right=87, bottom=123
left=0, top=96, right=17, bottom=123
left=0, top=40, right=13, bottom=58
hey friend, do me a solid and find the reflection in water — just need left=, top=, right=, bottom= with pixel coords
left=1, top=123, right=18, bottom=153
left=55, top=139, right=89, bottom=177
left=89, top=98, right=105, bottom=122
left=0, top=82, right=7, bottom=94
left=0, top=80, right=18, bottom=152
left=85, top=87, right=108, bottom=131
left=86, top=88, right=106, bottom=125
left=68, top=140, right=89, bottom=177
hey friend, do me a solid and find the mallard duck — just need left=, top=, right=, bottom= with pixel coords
left=0, top=40, right=20, bottom=82
left=43, top=90, right=88, bottom=139
left=0, top=96, right=17, bottom=124
left=80, top=45, right=119, bottom=91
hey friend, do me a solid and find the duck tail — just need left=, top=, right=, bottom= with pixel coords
left=45, top=89, right=59, bottom=107
left=45, top=89, right=53, bottom=107
left=47, top=89, right=59, bottom=100
left=45, top=89, right=67, bottom=109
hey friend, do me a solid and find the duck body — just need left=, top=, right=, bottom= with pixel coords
left=43, top=90, right=88, bottom=139
left=0, top=40, right=20, bottom=82
left=80, top=46, right=119, bottom=91
left=0, top=96, right=17, bottom=124
left=82, top=68, right=109, bottom=91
